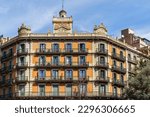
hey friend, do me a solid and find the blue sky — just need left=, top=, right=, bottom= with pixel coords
left=0, top=0, right=150, bottom=39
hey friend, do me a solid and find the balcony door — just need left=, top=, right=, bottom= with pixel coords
left=66, top=84, right=72, bottom=96
left=20, top=44, right=25, bottom=52
left=79, top=84, right=87, bottom=96
left=53, top=43, right=59, bottom=52
left=79, top=70, right=86, bottom=79
left=40, top=43, right=46, bottom=52
left=100, top=57, right=105, bottom=65
left=19, top=70, right=25, bottom=80
left=52, top=70, right=59, bottom=79
left=99, top=85, right=106, bottom=96
left=19, top=85, right=25, bottom=96
left=66, top=43, right=72, bottom=52
left=20, top=57, right=25, bottom=65
left=65, top=70, right=72, bottom=79
left=53, top=84, right=59, bottom=96
left=53, top=56, right=59, bottom=65
left=39, top=56, right=46, bottom=65
left=113, top=87, right=117, bottom=96
left=79, top=43, right=85, bottom=52
left=39, top=85, right=45, bottom=96
left=100, top=70, right=105, bottom=79
left=79, top=56, right=86, bottom=65
left=99, top=43, right=105, bottom=52
left=39, top=70, right=45, bottom=79
left=66, top=56, right=72, bottom=65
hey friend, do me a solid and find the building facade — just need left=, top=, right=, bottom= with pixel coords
left=0, top=9, right=149, bottom=100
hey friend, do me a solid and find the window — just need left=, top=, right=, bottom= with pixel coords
left=99, top=43, right=105, bottom=52
left=2, top=51, right=6, bottom=58
left=53, top=84, right=59, bottom=96
left=52, top=56, right=59, bottom=65
left=20, top=44, right=25, bottom=52
left=79, top=70, right=86, bottom=79
left=9, top=48, right=13, bottom=55
left=79, top=56, right=86, bottom=65
left=113, top=60, right=116, bottom=67
left=99, top=85, right=106, bottom=95
left=39, top=70, right=45, bottom=79
left=120, top=51, right=123, bottom=58
left=128, top=54, right=131, bottom=59
left=40, top=43, right=46, bottom=52
left=66, top=43, right=72, bottom=52
left=128, top=63, right=131, bottom=71
left=20, top=57, right=25, bottom=65
left=133, top=56, right=136, bottom=61
left=113, top=73, right=117, bottom=82
left=100, top=57, right=105, bottom=64
left=3, top=88, right=5, bottom=97
left=2, top=75, right=5, bottom=84
left=65, top=56, right=72, bottom=65
left=39, top=85, right=45, bottom=96
left=100, top=70, right=105, bottom=78
left=52, top=43, right=59, bottom=52
left=9, top=73, right=12, bottom=84
left=66, top=84, right=72, bottom=96
left=19, top=85, right=25, bottom=96
left=65, top=70, right=72, bottom=79
left=52, top=70, right=59, bottom=79
left=120, top=75, right=124, bottom=84
left=79, top=43, right=86, bottom=52
left=8, top=87, right=12, bottom=97
left=19, top=70, right=25, bottom=80
left=120, top=62, right=123, bottom=69
left=9, top=60, right=12, bottom=70
left=39, top=56, right=46, bottom=65
left=112, top=48, right=116, bottom=54
left=113, top=87, right=117, bottom=96
left=79, top=84, right=87, bottom=96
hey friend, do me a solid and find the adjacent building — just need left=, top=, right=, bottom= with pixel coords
left=0, top=9, right=149, bottom=100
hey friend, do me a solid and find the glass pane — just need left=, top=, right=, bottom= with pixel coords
left=39, top=85, right=45, bottom=96
left=53, top=85, right=59, bottom=96
left=66, top=84, right=72, bottom=96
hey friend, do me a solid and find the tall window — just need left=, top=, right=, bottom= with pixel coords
left=79, top=84, right=86, bottom=96
left=53, top=43, right=59, bottom=52
left=9, top=48, right=13, bottom=55
left=100, top=57, right=105, bottom=64
left=39, top=69, right=45, bottom=79
left=99, top=43, right=105, bottom=52
left=2, top=75, right=5, bottom=84
left=8, top=87, right=12, bottom=97
left=40, top=43, right=46, bottom=52
left=66, top=56, right=72, bottom=65
left=79, top=70, right=86, bottom=79
left=65, top=70, right=73, bottom=79
left=39, top=56, right=45, bottom=65
left=20, top=57, right=25, bottom=65
left=79, top=56, right=86, bottom=65
left=113, top=60, right=116, bottom=67
left=3, top=88, right=5, bottom=97
left=19, top=70, right=25, bottom=80
left=79, top=43, right=86, bottom=52
left=112, top=48, right=116, bottom=55
left=66, top=84, right=72, bottom=96
left=120, top=62, right=123, bottom=69
left=128, top=54, right=131, bottom=60
left=52, top=70, right=59, bottom=79
left=113, top=87, right=117, bottom=96
left=39, top=85, right=45, bottom=96
left=113, top=73, right=117, bottom=82
left=2, top=51, right=6, bottom=58
left=20, top=44, right=25, bottom=52
left=66, top=43, right=72, bottom=52
left=100, top=70, right=105, bottom=79
left=120, top=51, right=123, bottom=58
left=99, top=85, right=106, bottom=95
left=52, top=56, right=59, bottom=65
left=120, top=75, right=124, bottom=84
left=53, top=84, right=59, bottom=96
left=19, top=85, right=25, bottom=96
left=133, top=56, right=136, bottom=61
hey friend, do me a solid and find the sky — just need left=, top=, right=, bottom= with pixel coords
left=0, top=0, right=150, bottom=39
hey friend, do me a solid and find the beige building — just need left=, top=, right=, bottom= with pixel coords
left=0, top=9, right=149, bottom=100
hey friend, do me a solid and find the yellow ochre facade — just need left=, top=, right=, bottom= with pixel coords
left=0, top=9, right=149, bottom=99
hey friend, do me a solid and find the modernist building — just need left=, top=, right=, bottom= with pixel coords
left=0, top=9, right=149, bottom=100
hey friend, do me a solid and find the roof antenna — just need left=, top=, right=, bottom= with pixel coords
left=62, top=0, right=64, bottom=10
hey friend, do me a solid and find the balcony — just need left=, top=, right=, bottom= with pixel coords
left=112, top=66, right=126, bottom=74
left=15, top=76, right=28, bottom=84
left=128, top=58, right=138, bottom=65
left=1, top=52, right=13, bottom=62
left=35, top=49, right=61, bottom=55
left=34, top=62, right=89, bottom=69
left=12, top=91, right=123, bottom=100
left=16, top=62, right=28, bottom=69
left=94, top=76, right=109, bottom=83
left=95, top=62, right=109, bottom=69
left=112, top=79, right=126, bottom=87
left=17, top=49, right=28, bottom=56
left=95, top=49, right=108, bottom=55
left=111, top=53, right=126, bottom=62
left=35, top=76, right=88, bottom=83
left=62, top=48, right=88, bottom=55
